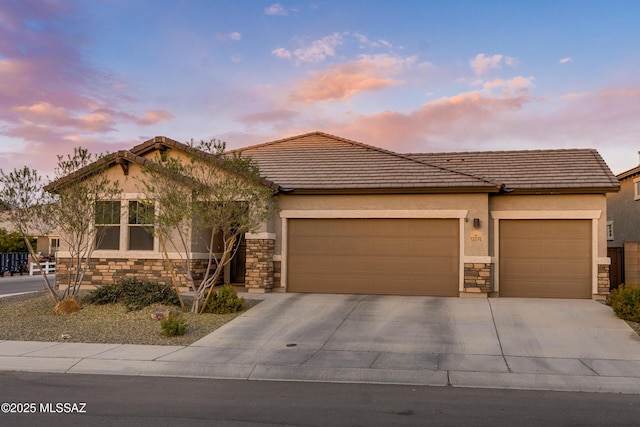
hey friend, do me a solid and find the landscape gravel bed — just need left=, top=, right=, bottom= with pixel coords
left=0, top=291, right=257, bottom=345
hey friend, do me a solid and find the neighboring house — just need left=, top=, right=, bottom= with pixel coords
left=606, top=158, right=640, bottom=287
left=0, top=210, right=59, bottom=256
left=46, top=132, right=620, bottom=299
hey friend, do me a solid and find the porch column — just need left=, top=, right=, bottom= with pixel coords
left=244, top=232, right=275, bottom=293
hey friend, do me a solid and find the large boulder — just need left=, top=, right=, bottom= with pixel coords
left=54, top=295, right=82, bottom=315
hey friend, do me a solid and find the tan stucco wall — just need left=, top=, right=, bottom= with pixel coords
left=272, top=193, right=490, bottom=257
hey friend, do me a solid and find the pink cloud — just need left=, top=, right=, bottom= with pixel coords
left=215, top=32, right=242, bottom=41
left=265, top=4, right=288, bottom=16
left=306, top=85, right=640, bottom=174
left=292, top=33, right=344, bottom=63
left=0, top=0, right=174, bottom=175
left=289, top=55, right=410, bottom=103
left=134, top=110, right=174, bottom=126
left=271, top=47, right=292, bottom=60
left=470, top=53, right=517, bottom=76
left=237, top=109, right=300, bottom=126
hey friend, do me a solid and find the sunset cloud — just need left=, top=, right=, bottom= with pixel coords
left=265, top=3, right=288, bottom=16
left=271, top=47, right=292, bottom=59
left=303, top=84, right=640, bottom=168
left=134, top=110, right=174, bottom=126
left=0, top=1, right=176, bottom=176
left=215, top=32, right=242, bottom=41
left=289, top=55, right=411, bottom=103
left=293, top=33, right=344, bottom=63
left=470, top=53, right=517, bottom=76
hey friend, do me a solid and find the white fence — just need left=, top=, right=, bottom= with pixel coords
left=29, top=262, right=56, bottom=275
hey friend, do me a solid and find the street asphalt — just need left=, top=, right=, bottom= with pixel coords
left=1, top=285, right=640, bottom=395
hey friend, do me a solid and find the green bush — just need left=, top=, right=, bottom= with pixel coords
left=607, top=285, right=640, bottom=323
left=83, top=279, right=180, bottom=311
left=160, top=314, right=188, bottom=336
left=202, top=284, right=245, bottom=314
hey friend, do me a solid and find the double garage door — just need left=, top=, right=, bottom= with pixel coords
left=287, top=218, right=459, bottom=296
left=286, top=218, right=592, bottom=298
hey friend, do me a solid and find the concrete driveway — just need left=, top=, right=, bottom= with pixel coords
left=174, top=294, right=640, bottom=384
left=3, top=292, right=640, bottom=393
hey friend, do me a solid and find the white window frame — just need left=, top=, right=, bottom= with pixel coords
left=634, top=177, right=640, bottom=200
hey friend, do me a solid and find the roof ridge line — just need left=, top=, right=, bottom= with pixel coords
left=234, top=131, right=503, bottom=190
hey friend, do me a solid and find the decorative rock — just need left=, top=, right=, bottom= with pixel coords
left=54, top=296, right=82, bottom=315
left=150, top=306, right=174, bottom=321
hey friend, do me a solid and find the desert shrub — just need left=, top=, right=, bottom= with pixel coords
left=160, top=314, right=188, bottom=336
left=607, top=285, right=640, bottom=323
left=84, top=279, right=180, bottom=311
left=202, top=284, right=245, bottom=314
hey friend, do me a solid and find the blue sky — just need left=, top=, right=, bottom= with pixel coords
left=1, top=0, right=639, bottom=177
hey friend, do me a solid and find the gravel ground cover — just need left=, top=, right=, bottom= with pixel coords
left=0, top=291, right=258, bottom=345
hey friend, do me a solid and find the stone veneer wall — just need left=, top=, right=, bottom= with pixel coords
left=244, top=239, right=274, bottom=292
left=55, top=257, right=211, bottom=288
left=597, top=264, right=611, bottom=294
left=273, top=260, right=281, bottom=288
left=463, top=263, right=492, bottom=293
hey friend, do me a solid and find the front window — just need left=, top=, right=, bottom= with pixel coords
left=50, top=238, right=60, bottom=253
left=128, top=201, right=155, bottom=250
left=95, top=201, right=121, bottom=250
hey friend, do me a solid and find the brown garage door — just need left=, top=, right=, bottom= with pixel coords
left=287, top=218, right=459, bottom=296
left=499, top=219, right=591, bottom=298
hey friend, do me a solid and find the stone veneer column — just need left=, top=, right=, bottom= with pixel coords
left=463, top=263, right=493, bottom=294
left=597, top=264, right=611, bottom=295
left=244, top=237, right=275, bottom=293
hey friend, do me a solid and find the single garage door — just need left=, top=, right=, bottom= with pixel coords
left=499, top=219, right=591, bottom=298
left=287, top=218, right=459, bottom=296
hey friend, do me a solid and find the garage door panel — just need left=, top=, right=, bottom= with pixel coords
left=288, top=218, right=459, bottom=296
left=500, top=219, right=591, bottom=299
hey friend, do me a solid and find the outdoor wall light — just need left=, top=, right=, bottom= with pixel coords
left=473, top=218, right=481, bottom=228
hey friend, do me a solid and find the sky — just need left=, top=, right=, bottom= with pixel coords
left=1, top=0, right=639, bottom=179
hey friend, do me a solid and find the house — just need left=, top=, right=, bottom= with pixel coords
left=0, top=210, right=59, bottom=256
left=606, top=156, right=640, bottom=288
left=46, top=132, right=620, bottom=299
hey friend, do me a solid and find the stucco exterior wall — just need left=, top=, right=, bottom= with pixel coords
left=607, top=177, right=640, bottom=247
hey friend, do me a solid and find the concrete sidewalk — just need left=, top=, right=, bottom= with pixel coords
left=1, top=293, right=640, bottom=394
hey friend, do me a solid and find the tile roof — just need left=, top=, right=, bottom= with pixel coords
left=408, top=149, right=619, bottom=193
left=45, top=133, right=620, bottom=195
left=616, top=164, right=640, bottom=181
left=232, top=132, right=501, bottom=193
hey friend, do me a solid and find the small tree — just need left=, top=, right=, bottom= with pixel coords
left=139, top=139, right=275, bottom=313
left=0, top=167, right=59, bottom=302
left=0, top=228, right=36, bottom=253
left=44, top=148, right=122, bottom=298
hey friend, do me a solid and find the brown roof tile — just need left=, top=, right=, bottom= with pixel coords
left=408, top=149, right=619, bottom=193
left=232, top=132, right=501, bottom=193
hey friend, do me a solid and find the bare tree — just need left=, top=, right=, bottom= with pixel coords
left=139, top=139, right=275, bottom=313
left=44, top=148, right=122, bottom=298
left=0, top=167, right=59, bottom=302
